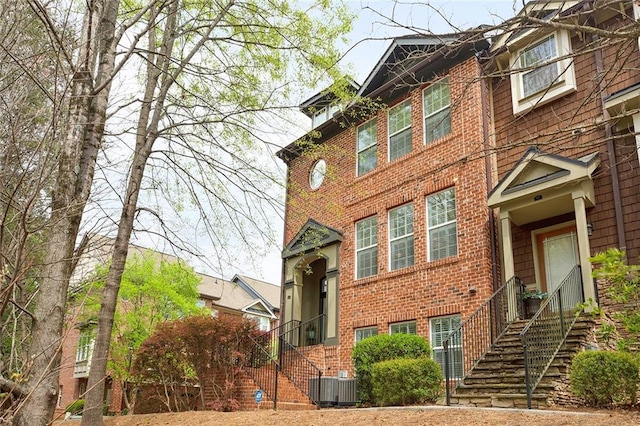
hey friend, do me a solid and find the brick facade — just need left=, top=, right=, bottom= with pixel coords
left=281, top=52, right=496, bottom=376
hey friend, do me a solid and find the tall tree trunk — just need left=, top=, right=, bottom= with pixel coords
left=13, top=1, right=120, bottom=424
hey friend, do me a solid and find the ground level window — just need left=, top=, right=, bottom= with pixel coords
left=355, top=326, right=378, bottom=343
left=430, top=315, right=462, bottom=378
left=389, top=320, right=416, bottom=335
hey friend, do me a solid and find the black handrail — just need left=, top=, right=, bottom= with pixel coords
left=443, top=276, right=525, bottom=405
left=520, top=265, right=584, bottom=408
left=278, top=314, right=324, bottom=404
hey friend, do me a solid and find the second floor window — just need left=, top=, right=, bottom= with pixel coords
left=357, top=119, right=377, bottom=176
left=388, top=99, right=412, bottom=161
left=356, top=216, right=378, bottom=279
left=423, top=78, right=451, bottom=144
left=427, top=188, right=458, bottom=261
left=389, top=203, right=414, bottom=271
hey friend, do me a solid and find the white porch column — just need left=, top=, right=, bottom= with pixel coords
left=500, top=210, right=518, bottom=320
left=573, top=194, right=596, bottom=305
left=500, top=210, right=515, bottom=279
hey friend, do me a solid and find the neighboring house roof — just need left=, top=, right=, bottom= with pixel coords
left=71, top=233, right=280, bottom=318
left=232, top=274, right=281, bottom=312
left=199, top=274, right=278, bottom=319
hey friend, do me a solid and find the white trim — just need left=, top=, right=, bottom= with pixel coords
left=389, top=320, right=416, bottom=335
left=510, top=30, right=576, bottom=115
left=354, top=326, right=378, bottom=343
left=426, top=188, right=458, bottom=262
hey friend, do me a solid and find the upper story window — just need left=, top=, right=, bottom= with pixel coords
left=357, top=119, right=377, bottom=176
left=355, top=326, right=378, bottom=343
left=389, top=203, right=414, bottom=271
left=423, top=78, right=451, bottom=144
left=76, top=329, right=95, bottom=363
left=246, top=314, right=270, bottom=332
left=390, top=320, right=416, bottom=335
left=388, top=99, right=412, bottom=161
left=312, top=104, right=341, bottom=128
left=510, top=30, right=576, bottom=114
left=355, top=216, right=378, bottom=279
left=427, top=188, right=457, bottom=261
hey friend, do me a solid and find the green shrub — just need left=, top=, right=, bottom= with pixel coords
left=371, top=357, right=443, bottom=406
left=65, top=399, right=84, bottom=415
left=352, top=333, right=431, bottom=403
left=570, top=350, right=639, bottom=407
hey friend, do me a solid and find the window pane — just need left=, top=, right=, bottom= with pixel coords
left=355, top=326, right=378, bottom=342
left=357, top=119, right=377, bottom=151
left=522, top=63, right=559, bottom=97
left=389, top=204, right=414, bottom=239
left=390, top=321, right=416, bottom=335
left=430, top=315, right=462, bottom=378
left=356, top=217, right=378, bottom=279
left=429, top=223, right=458, bottom=260
left=390, top=235, right=415, bottom=270
left=357, top=246, right=378, bottom=279
left=423, top=79, right=450, bottom=114
left=388, top=100, right=411, bottom=134
left=519, top=35, right=559, bottom=98
left=427, top=189, right=457, bottom=261
left=358, top=145, right=377, bottom=176
left=425, top=108, right=451, bottom=144
left=389, top=127, right=412, bottom=160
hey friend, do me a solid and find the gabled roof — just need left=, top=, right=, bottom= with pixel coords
left=359, top=34, right=460, bottom=97
left=232, top=274, right=280, bottom=312
left=282, top=219, right=343, bottom=258
left=199, top=274, right=278, bottom=318
left=488, top=147, right=600, bottom=224
left=276, top=32, right=489, bottom=164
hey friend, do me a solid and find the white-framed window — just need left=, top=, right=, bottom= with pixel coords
left=423, top=78, right=451, bottom=144
left=357, top=119, right=377, bottom=176
left=76, top=329, right=95, bottom=363
left=430, top=315, right=462, bottom=379
left=196, top=298, right=206, bottom=308
left=312, top=104, right=341, bottom=128
left=389, top=320, right=416, bottom=335
left=389, top=203, right=414, bottom=271
left=355, top=326, right=378, bottom=343
left=510, top=30, right=576, bottom=114
left=388, top=99, right=412, bottom=161
left=246, top=314, right=270, bottom=332
left=356, top=216, right=378, bottom=279
left=427, top=188, right=457, bottom=261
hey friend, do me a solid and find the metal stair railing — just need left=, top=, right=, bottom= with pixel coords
left=520, top=265, right=584, bottom=409
left=443, top=276, right=525, bottom=405
left=278, top=314, right=324, bottom=405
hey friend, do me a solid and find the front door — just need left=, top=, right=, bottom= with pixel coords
left=537, top=227, right=579, bottom=294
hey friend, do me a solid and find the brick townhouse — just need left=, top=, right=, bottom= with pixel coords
left=271, top=0, right=640, bottom=409
left=276, top=32, right=497, bottom=379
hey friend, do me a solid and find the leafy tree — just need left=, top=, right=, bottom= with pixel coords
left=134, top=315, right=258, bottom=412
left=590, top=248, right=640, bottom=350
left=74, top=251, right=204, bottom=414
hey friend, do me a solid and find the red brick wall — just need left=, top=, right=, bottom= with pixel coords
left=283, top=56, right=496, bottom=375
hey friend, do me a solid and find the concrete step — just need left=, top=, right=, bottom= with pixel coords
left=448, top=393, right=547, bottom=409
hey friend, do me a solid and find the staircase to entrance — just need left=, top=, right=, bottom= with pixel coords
left=443, top=266, right=593, bottom=409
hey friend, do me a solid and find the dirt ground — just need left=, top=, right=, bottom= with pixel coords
left=53, top=406, right=640, bottom=426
